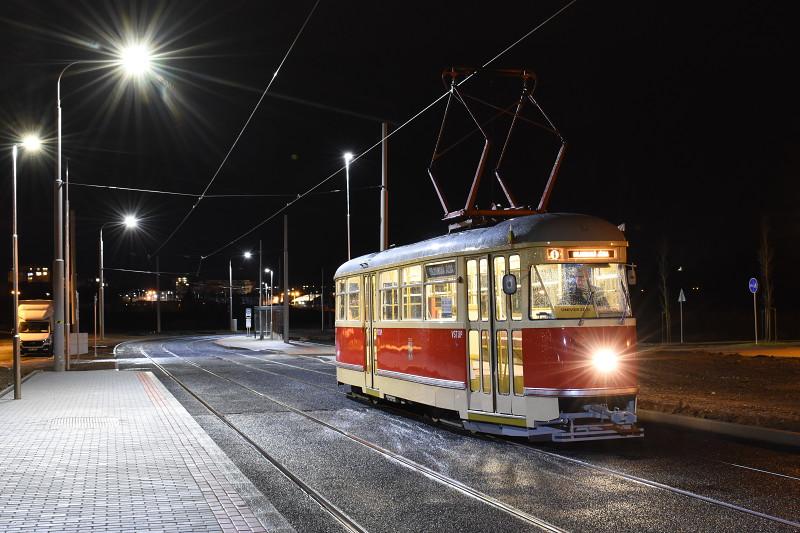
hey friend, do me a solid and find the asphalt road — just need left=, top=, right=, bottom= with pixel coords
left=115, top=335, right=800, bottom=532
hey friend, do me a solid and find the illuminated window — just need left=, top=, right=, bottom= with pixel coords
left=496, top=330, right=510, bottom=395
left=512, top=330, right=524, bottom=395
left=479, top=259, right=489, bottom=322
left=509, top=255, right=522, bottom=321
left=468, top=330, right=481, bottom=392
left=379, top=270, right=399, bottom=320
left=494, top=257, right=507, bottom=321
left=481, top=331, right=491, bottom=393
left=336, top=279, right=346, bottom=320
left=346, top=276, right=361, bottom=321
left=424, top=261, right=457, bottom=321
left=530, top=263, right=631, bottom=320
left=401, top=265, right=423, bottom=320
left=467, top=260, right=479, bottom=321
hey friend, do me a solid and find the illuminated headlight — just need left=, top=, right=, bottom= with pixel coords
left=592, top=349, right=618, bottom=373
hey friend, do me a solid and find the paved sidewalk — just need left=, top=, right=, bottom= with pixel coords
left=215, top=336, right=334, bottom=356
left=0, top=370, right=293, bottom=533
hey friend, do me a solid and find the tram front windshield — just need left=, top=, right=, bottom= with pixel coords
left=531, top=263, right=631, bottom=319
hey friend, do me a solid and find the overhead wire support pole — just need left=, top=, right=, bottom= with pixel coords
left=381, top=122, right=389, bottom=251
left=259, top=240, right=264, bottom=340
left=196, top=0, right=578, bottom=262
left=11, top=145, right=21, bottom=398
left=283, top=215, right=289, bottom=343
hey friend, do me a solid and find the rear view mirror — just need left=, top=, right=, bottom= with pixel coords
left=502, top=273, right=517, bottom=295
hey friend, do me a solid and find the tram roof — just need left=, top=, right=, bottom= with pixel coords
left=335, top=212, right=626, bottom=278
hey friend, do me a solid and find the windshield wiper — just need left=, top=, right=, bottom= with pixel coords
left=578, top=287, right=596, bottom=326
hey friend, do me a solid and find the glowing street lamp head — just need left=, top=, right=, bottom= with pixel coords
left=119, top=43, right=152, bottom=77
left=264, top=268, right=271, bottom=273
left=123, top=214, right=139, bottom=229
left=343, top=152, right=353, bottom=163
left=243, top=251, right=252, bottom=259
left=21, top=134, right=42, bottom=152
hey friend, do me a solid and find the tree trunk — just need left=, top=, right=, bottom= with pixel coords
left=758, top=218, right=775, bottom=341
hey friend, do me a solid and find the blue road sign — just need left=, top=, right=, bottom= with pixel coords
left=748, top=278, right=759, bottom=294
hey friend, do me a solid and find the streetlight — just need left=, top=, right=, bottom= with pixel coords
left=264, top=268, right=274, bottom=340
left=54, top=41, right=156, bottom=371
left=229, top=251, right=252, bottom=332
left=10, top=134, right=42, bottom=399
left=344, top=152, right=353, bottom=260
left=99, top=214, right=139, bottom=339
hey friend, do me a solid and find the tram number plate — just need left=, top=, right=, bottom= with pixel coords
left=451, top=330, right=464, bottom=339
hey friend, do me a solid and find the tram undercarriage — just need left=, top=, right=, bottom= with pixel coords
left=347, top=384, right=643, bottom=443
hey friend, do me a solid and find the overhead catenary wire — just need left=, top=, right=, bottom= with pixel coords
left=69, top=181, right=381, bottom=198
left=150, top=0, right=321, bottom=257
left=197, top=0, right=579, bottom=264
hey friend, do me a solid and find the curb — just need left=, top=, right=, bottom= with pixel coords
left=639, top=409, right=800, bottom=448
left=0, top=370, right=42, bottom=399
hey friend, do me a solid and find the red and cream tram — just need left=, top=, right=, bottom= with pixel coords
left=334, top=213, right=641, bottom=442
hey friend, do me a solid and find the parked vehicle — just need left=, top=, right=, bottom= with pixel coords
left=18, top=300, right=53, bottom=356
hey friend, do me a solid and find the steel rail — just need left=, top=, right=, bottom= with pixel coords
left=134, top=338, right=567, bottom=533
left=126, top=342, right=368, bottom=533
left=503, top=440, right=800, bottom=529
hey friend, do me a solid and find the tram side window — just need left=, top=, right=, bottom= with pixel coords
left=530, top=266, right=554, bottom=320
left=336, top=279, right=346, bottom=321
left=512, top=330, right=524, bottom=395
left=510, top=255, right=522, bottom=321
left=479, top=258, right=489, bottom=321
left=401, top=265, right=423, bottom=320
left=467, top=260, right=479, bottom=321
left=468, top=330, right=481, bottom=392
left=346, top=276, right=361, bottom=321
left=494, top=257, right=507, bottom=321
left=379, top=270, right=399, bottom=320
left=425, top=261, right=457, bottom=321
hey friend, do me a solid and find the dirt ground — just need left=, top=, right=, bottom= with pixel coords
left=638, top=347, right=800, bottom=432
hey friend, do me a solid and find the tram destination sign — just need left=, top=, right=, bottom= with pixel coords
left=425, top=262, right=456, bottom=278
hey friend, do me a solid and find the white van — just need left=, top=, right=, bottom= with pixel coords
left=18, top=300, right=53, bottom=356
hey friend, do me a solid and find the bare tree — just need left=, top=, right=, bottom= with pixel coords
left=657, top=240, right=672, bottom=343
left=758, top=217, right=775, bottom=341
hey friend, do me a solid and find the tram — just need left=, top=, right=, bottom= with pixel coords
left=334, top=213, right=642, bottom=442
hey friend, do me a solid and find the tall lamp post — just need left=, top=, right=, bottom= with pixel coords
left=343, top=152, right=353, bottom=260
left=99, top=214, right=139, bottom=339
left=55, top=42, right=155, bottom=370
left=229, top=251, right=252, bottom=332
left=264, top=268, right=274, bottom=340
left=10, top=134, right=42, bottom=399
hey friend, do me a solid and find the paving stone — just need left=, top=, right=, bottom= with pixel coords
left=0, top=370, right=291, bottom=532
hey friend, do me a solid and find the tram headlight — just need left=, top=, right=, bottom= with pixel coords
left=591, top=348, right=618, bottom=373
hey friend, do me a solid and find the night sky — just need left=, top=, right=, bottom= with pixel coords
left=1, top=2, right=798, bottom=338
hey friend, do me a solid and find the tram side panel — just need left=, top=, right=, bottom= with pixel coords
left=373, top=326, right=467, bottom=412
left=336, top=325, right=366, bottom=388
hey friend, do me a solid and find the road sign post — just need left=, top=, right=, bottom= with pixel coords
left=749, top=278, right=759, bottom=345
left=678, top=288, right=686, bottom=344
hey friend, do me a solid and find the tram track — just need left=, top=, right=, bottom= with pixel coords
left=121, top=337, right=800, bottom=531
left=181, top=337, right=800, bottom=526
left=132, top=339, right=568, bottom=533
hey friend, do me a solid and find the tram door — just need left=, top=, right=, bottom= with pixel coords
left=363, top=274, right=378, bottom=391
left=466, top=255, right=522, bottom=415
left=465, top=257, right=493, bottom=412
